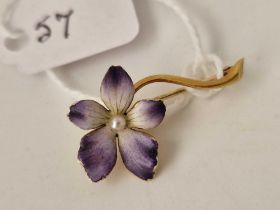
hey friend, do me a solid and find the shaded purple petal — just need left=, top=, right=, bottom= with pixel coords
left=68, top=100, right=110, bottom=130
left=78, top=126, right=117, bottom=182
left=100, top=66, right=134, bottom=114
left=118, top=129, right=158, bottom=180
left=127, top=100, right=166, bottom=129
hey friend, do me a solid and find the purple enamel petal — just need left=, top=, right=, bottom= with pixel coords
left=68, top=100, right=110, bottom=130
left=127, top=100, right=166, bottom=129
left=100, top=66, right=134, bottom=114
left=118, top=129, right=158, bottom=180
left=78, top=126, right=117, bottom=182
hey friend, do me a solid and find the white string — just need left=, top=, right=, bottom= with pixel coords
left=155, top=0, right=224, bottom=99
left=155, top=0, right=205, bottom=62
left=1, top=0, right=224, bottom=103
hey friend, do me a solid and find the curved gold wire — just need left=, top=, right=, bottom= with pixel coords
left=134, top=58, right=244, bottom=93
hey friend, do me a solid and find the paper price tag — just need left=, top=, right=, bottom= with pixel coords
left=0, top=0, right=139, bottom=74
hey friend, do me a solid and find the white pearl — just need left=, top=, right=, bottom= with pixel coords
left=109, top=115, right=127, bottom=132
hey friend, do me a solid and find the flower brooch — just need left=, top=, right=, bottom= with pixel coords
left=69, top=66, right=165, bottom=182
left=68, top=59, right=244, bottom=182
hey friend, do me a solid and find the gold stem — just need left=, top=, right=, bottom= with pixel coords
left=134, top=58, right=244, bottom=93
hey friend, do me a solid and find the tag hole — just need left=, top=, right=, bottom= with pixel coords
left=4, top=31, right=28, bottom=52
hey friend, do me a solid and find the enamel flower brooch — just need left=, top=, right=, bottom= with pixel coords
left=68, top=59, right=244, bottom=182
left=69, top=66, right=165, bottom=182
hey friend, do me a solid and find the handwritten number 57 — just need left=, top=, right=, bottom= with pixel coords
left=35, top=9, right=73, bottom=43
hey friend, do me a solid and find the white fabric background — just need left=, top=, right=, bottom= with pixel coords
left=0, top=0, right=279, bottom=209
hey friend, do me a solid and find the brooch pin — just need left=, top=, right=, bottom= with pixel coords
left=68, top=59, right=244, bottom=182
